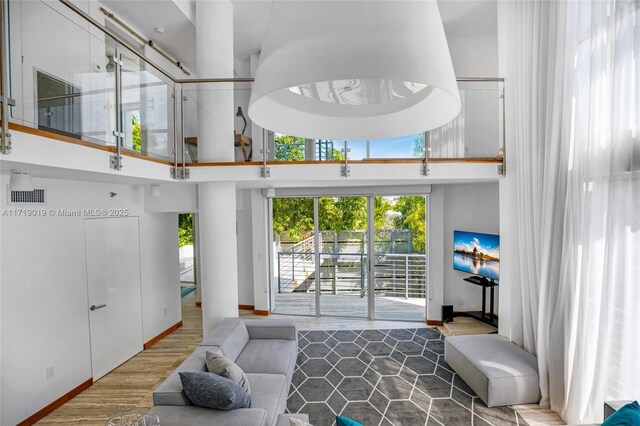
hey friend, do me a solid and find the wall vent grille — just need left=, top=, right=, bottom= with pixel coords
left=9, top=188, right=46, bottom=204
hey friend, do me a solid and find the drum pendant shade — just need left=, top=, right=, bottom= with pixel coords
left=249, top=0, right=461, bottom=140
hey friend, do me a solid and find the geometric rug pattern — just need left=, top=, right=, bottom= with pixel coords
left=286, top=328, right=527, bottom=426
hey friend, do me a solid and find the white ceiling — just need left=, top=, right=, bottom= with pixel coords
left=97, top=0, right=497, bottom=75
left=99, top=0, right=198, bottom=72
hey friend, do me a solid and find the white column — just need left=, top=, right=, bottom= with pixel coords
left=249, top=52, right=264, bottom=161
left=196, top=0, right=239, bottom=335
left=196, top=0, right=234, bottom=162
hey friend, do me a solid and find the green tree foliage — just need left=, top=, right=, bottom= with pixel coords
left=393, top=196, right=426, bottom=253
left=132, top=114, right=142, bottom=152
left=178, top=213, right=193, bottom=247
left=274, top=135, right=345, bottom=161
left=272, top=197, right=315, bottom=240
left=272, top=196, right=426, bottom=253
left=274, top=134, right=305, bottom=161
left=413, top=132, right=425, bottom=158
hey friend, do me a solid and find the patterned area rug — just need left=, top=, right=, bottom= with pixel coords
left=286, top=328, right=526, bottom=426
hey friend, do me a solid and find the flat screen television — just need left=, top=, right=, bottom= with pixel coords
left=453, top=230, right=500, bottom=281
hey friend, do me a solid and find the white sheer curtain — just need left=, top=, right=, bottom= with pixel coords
left=501, top=0, right=639, bottom=424
left=430, top=90, right=466, bottom=158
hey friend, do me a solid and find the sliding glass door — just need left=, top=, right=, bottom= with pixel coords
left=271, top=193, right=427, bottom=321
left=373, top=196, right=427, bottom=321
left=318, top=196, right=369, bottom=318
left=272, top=197, right=316, bottom=316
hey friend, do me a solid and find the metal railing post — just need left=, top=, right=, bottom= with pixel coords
left=341, top=140, right=350, bottom=177
left=360, top=254, right=365, bottom=298
left=405, top=255, right=409, bottom=299
left=110, top=46, right=123, bottom=170
left=277, top=253, right=282, bottom=293
left=0, top=0, right=14, bottom=155
left=332, top=255, right=337, bottom=294
left=291, top=252, right=295, bottom=285
left=421, top=131, right=429, bottom=176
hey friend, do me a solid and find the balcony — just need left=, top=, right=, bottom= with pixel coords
left=1, top=0, right=505, bottom=182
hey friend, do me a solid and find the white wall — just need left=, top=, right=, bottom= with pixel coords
left=144, top=183, right=198, bottom=213
left=427, top=186, right=445, bottom=321
left=139, top=213, right=182, bottom=341
left=0, top=176, right=180, bottom=425
left=236, top=189, right=255, bottom=305
left=447, top=35, right=499, bottom=77
left=441, top=183, right=500, bottom=311
left=235, top=188, right=270, bottom=310
left=427, top=182, right=500, bottom=320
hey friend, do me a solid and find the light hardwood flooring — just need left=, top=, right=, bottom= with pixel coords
left=38, top=291, right=563, bottom=425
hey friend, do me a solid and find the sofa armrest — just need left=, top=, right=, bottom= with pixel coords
left=244, top=319, right=297, bottom=341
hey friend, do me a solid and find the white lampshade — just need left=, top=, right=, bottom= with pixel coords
left=9, top=170, right=34, bottom=192
left=150, top=184, right=162, bottom=197
left=249, top=0, right=461, bottom=140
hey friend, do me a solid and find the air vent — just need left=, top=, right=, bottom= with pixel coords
left=9, top=188, right=46, bottom=204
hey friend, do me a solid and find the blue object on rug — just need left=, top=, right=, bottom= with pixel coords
left=602, top=401, right=640, bottom=426
left=336, top=415, right=363, bottom=426
left=181, top=286, right=196, bottom=297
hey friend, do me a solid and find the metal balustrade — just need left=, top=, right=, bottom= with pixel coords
left=277, top=251, right=427, bottom=299
left=0, top=0, right=506, bottom=177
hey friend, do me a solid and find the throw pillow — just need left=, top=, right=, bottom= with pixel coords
left=602, top=401, right=640, bottom=426
left=336, top=415, right=364, bottom=426
left=179, top=371, right=251, bottom=410
left=205, top=350, right=251, bottom=395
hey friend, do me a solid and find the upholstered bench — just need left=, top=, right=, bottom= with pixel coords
left=444, top=334, right=541, bottom=407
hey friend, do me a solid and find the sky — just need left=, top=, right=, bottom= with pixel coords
left=453, top=230, right=500, bottom=259
left=346, top=133, right=420, bottom=159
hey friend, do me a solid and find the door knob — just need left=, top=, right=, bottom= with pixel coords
left=90, top=304, right=107, bottom=311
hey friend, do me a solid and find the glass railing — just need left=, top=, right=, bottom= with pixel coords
left=180, top=81, right=253, bottom=163
left=1, top=0, right=504, bottom=172
left=6, top=0, right=176, bottom=162
left=270, top=80, right=504, bottom=162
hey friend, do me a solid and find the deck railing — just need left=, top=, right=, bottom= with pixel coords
left=277, top=251, right=427, bottom=299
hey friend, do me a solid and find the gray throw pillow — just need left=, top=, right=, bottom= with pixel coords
left=179, top=371, right=251, bottom=410
left=205, top=350, right=251, bottom=395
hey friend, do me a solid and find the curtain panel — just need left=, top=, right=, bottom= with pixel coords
left=500, top=0, right=639, bottom=423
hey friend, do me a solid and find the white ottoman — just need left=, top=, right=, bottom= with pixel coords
left=444, top=334, right=541, bottom=407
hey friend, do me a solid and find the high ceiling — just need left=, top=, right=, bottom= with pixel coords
left=98, top=0, right=498, bottom=75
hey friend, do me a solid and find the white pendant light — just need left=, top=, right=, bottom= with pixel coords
left=9, top=170, right=34, bottom=192
left=249, top=0, right=461, bottom=140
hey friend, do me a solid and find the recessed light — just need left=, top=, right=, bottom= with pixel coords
left=155, top=27, right=166, bottom=34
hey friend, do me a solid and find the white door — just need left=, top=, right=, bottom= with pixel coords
left=85, top=217, right=144, bottom=380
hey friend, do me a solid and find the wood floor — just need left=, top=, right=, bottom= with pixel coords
left=37, top=292, right=563, bottom=425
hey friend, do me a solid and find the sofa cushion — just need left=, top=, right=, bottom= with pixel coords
left=206, top=350, right=251, bottom=395
left=236, top=340, right=297, bottom=379
left=201, top=318, right=250, bottom=361
left=179, top=372, right=251, bottom=410
left=247, top=373, right=289, bottom=426
left=445, top=334, right=541, bottom=407
left=245, top=319, right=298, bottom=341
left=149, top=405, right=267, bottom=426
left=153, top=346, right=222, bottom=406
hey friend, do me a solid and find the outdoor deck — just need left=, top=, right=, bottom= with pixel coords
left=273, top=292, right=426, bottom=321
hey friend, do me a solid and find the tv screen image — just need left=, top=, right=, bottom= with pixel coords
left=453, top=230, right=500, bottom=281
